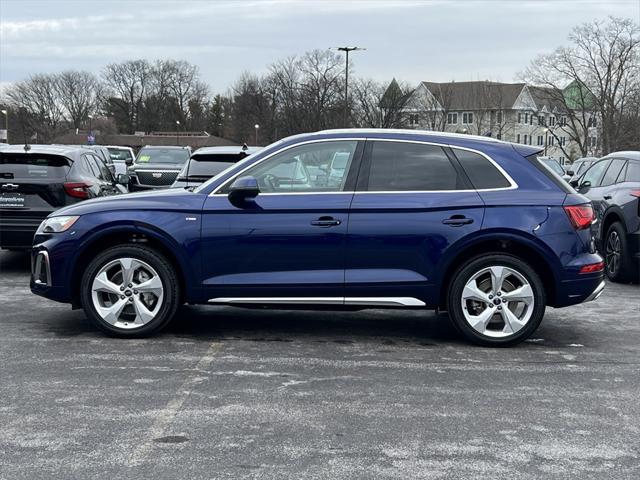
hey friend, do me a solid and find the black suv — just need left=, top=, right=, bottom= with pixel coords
left=0, top=145, right=128, bottom=250
left=128, top=146, right=191, bottom=190
left=572, top=151, right=640, bottom=282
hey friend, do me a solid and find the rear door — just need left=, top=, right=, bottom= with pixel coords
left=344, top=140, right=485, bottom=306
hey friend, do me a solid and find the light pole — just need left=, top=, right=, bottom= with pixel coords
left=544, top=128, right=549, bottom=155
left=1, top=109, right=7, bottom=143
left=332, top=46, right=366, bottom=128
left=176, top=120, right=181, bottom=145
left=254, top=124, right=259, bottom=145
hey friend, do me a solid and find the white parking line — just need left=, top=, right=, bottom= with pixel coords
left=127, top=341, right=221, bottom=466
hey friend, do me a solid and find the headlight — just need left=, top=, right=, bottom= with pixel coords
left=36, top=216, right=80, bottom=234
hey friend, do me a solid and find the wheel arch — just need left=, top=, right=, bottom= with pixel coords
left=69, top=222, right=194, bottom=307
left=437, top=230, right=560, bottom=309
left=601, top=207, right=626, bottom=242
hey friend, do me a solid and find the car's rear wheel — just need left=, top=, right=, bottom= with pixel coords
left=604, top=222, right=635, bottom=283
left=447, top=254, right=546, bottom=347
left=80, top=245, right=179, bottom=337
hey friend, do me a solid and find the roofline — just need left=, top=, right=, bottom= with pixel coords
left=315, top=128, right=505, bottom=144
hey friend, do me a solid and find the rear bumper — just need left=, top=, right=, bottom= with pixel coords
left=584, top=280, right=605, bottom=302
left=0, top=213, right=46, bottom=248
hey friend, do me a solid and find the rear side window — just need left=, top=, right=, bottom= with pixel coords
left=454, top=149, right=511, bottom=189
left=367, top=141, right=463, bottom=191
left=626, top=161, right=640, bottom=182
left=600, top=159, right=626, bottom=186
left=0, top=153, right=70, bottom=179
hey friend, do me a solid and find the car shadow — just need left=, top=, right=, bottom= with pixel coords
left=0, top=250, right=31, bottom=274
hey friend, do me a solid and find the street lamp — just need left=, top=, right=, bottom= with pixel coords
left=1, top=109, right=8, bottom=143
left=331, top=46, right=366, bottom=128
left=543, top=128, right=549, bottom=156
left=254, top=124, right=259, bottom=145
left=176, top=120, right=181, bottom=145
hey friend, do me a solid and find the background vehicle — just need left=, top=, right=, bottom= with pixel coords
left=172, top=145, right=261, bottom=189
left=83, top=145, right=117, bottom=177
left=539, top=156, right=571, bottom=181
left=106, top=146, right=135, bottom=176
left=31, top=129, right=604, bottom=346
left=572, top=152, right=640, bottom=282
left=1, top=145, right=128, bottom=250
left=570, top=157, right=598, bottom=182
left=128, top=146, right=191, bottom=190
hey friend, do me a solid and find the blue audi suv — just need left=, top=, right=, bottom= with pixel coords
left=30, top=129, right=605, bottom=346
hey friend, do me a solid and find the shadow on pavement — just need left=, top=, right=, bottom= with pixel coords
left=0, top=250, right=31, bottom=274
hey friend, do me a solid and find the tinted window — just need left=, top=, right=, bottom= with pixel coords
left=136, top=148, right=190, bottom=165
left=92, top=155, right=113, bottom=181
left=84, top=155, right=102, bottom=179
left=600, top=159, right=626, bottom=186
left=575, top=160, right=592, bottom=176
left=454, top=149, right=511, bottom=189
left=0, top=153, right=70, bottom=179
left=367, top=142, right=462, bottom=191
left=236, top=141, right=357, bottom=193
left=582, top=160, right=610, bottom=186
left=626, top=161, right=640, bottom=182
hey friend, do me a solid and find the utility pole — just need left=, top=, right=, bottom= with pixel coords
left=332, top=46, right=365, bottom=128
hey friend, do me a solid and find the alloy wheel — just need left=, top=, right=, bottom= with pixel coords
left=460, top=265, right=535, bottom=338
left=90, top=257, right=164, bottom=329
left=605, top=230, right=621, bottom=276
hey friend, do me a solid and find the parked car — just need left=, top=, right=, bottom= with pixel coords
left=83, top=145, right=117, bottom=177
left=571, top=152, right=640, bottom=282
left=31, top=129, right=604, bottom=346
left=172, top=145, right=262, bottom=189
left=570, top=157, right=598, bottom=183
left=128, top=146, right=191, bottom=190
left=1, top=144, right=128, bottom=250
left=106, top=146, right=135, bottom=177
left=538, top=156, right=571, bottom=181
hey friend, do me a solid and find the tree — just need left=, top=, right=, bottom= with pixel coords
left=524, top=16, right=640, bottom=155
left=102, top=59, right=153, bottom=133
left=55, top=70, right=102, bottom=129
left=4, top=74, right=66, bottom=142
left=351, top=78, right=414, bottom=128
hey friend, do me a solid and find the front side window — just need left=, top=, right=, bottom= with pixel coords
left=366, top=141, right=464, bottom=191
left=454, top=149, right=511, bottom=189
left=582, top=160, right=610, bottom=186
left=235, top=141, right=357, bottom=193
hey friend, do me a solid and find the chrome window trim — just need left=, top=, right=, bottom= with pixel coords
left=208, top=296, right=426, bottom=307
left=208, top=137, right=518, bottom=196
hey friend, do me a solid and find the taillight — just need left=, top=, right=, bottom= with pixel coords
left=630, top=190, right=640, bottom=198
left=564, top=204, right=594, bottom=230
left=579, top=262, right=605, bottom=274
left=64, top=182, right=92, bottom=199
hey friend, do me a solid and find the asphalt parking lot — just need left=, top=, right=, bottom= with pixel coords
left=0, top=250, right=639, bottom=479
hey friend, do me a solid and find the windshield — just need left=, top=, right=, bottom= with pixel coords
left=136, top=148, right=190, bottom=165
left=108, top=148, right=133, bottom=161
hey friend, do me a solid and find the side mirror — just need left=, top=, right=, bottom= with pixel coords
left=579, top=180, right=591, bottom=190
left=107, top=164, right=116, bottom=176
left=125, top=159, right=133, bottom=167
left=567, top=170, right=574, bottom=177
left=569, top=179, right=579, bottom=188
left=117, top=173, right=131, bottom=185
left=228, top=175, right=259, bottom=207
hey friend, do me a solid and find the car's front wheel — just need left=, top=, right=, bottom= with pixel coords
left=80, top=245, right=180, bottom=337
left=447, top=254, right=546, bottom=347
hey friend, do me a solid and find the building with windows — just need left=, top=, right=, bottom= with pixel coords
left=404, top=81, right=600, bottom=164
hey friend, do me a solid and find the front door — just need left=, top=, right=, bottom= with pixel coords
left=345, top=140, right=485, bottom=306
left=200, top=140, right=363, bottom=302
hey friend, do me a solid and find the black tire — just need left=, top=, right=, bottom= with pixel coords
left=447, top=254, right=546, bottom=347
left=80, top=244, right=180, bottom=337
left=604, top=222, right=635, bottom=283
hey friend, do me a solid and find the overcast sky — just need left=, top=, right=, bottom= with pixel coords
left=1, top=0, right=638, bottom=94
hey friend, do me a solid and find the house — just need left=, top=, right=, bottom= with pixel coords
left=404, top=80, right=600, bottom=163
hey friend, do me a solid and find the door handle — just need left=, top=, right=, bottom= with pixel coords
left=442, top=215, right=474, bottom=226
left=311, top=216, right=341, bottom=227
left=603, top=195, right=612, bottom=200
